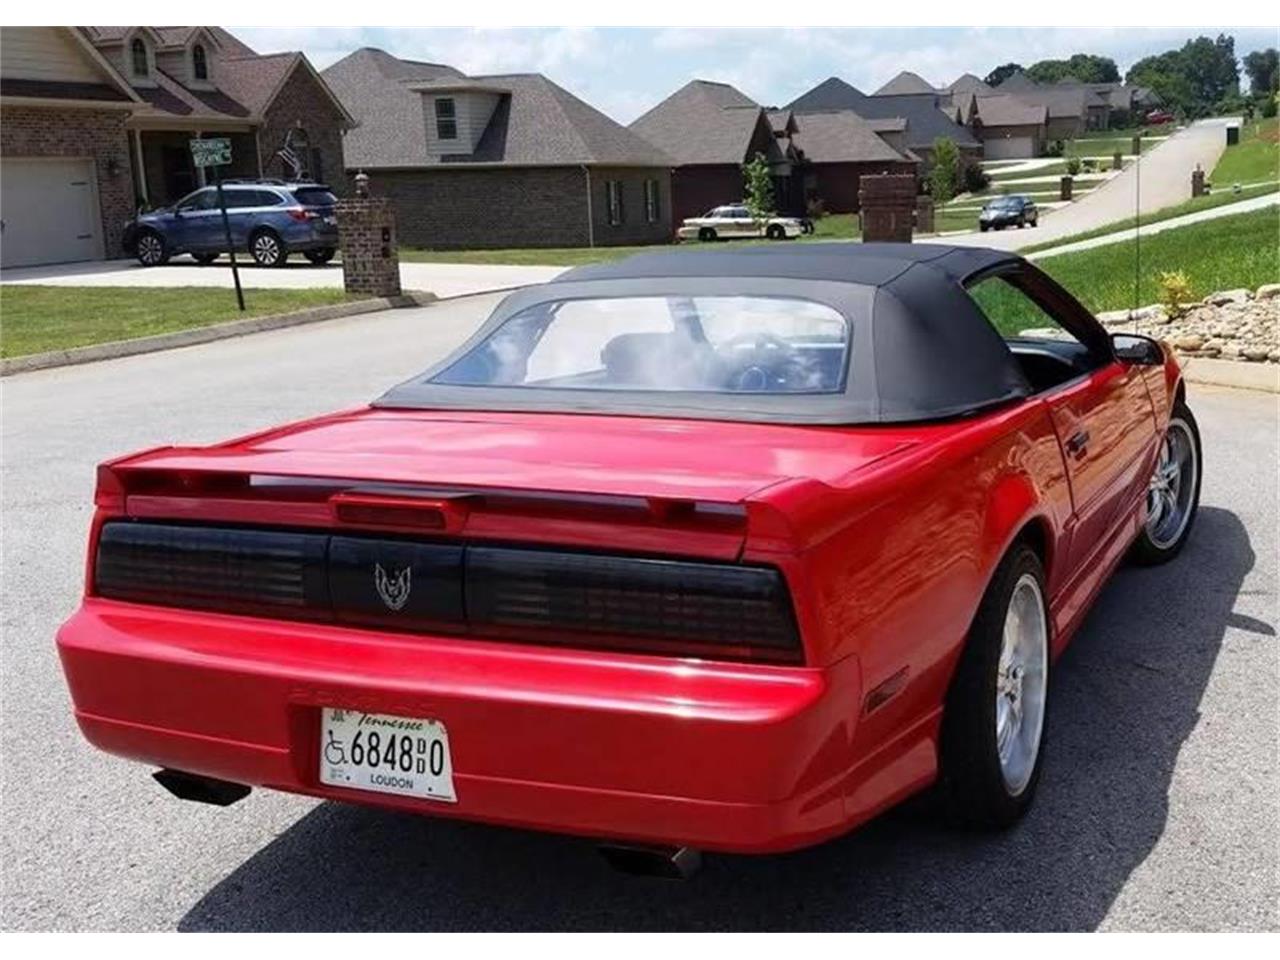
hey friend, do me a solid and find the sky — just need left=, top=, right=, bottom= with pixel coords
left=233, top=26, right=1279, bottom=124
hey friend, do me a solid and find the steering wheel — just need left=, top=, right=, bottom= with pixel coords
left=722, top=331, right=797, bottom=391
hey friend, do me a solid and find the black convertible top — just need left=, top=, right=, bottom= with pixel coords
left=376, top=243, right=1042, bottom=425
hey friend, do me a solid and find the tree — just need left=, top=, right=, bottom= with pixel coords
left=1243, top=48, right=1279, bottom=98
left=1026, top=54, right=1120, bottom=85
left=984, top=63, right=1024, bottom=87
left=741, top=152, right=776, bottom=226
left=929, top=137, right=960, bottom=203
left=1129, top=34, right=1239, bottom=118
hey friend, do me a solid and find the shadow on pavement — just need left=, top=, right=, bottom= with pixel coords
left=179, top=507, right=1257, bottom=931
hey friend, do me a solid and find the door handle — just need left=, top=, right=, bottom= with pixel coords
left=1065, top=429, right=1090, bottom=457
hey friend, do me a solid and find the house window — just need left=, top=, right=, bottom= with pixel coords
left=435, top=98, right=457, bottom=140
left=130, top=37, right=149, bottom=77
left=192, top=44, right=208, bottom=81
left=606, top=181, right=624, bottom=226
left=643, top=179, right=660, bottom=223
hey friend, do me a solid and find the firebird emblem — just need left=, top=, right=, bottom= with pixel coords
left=374, top=564, right=412, bottom=611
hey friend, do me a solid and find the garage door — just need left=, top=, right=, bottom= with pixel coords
left=983, top=137, right=1036, bottom=160
left=0, top=158, right=103, bottom=268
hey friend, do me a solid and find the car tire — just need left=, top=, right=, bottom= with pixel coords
left=938, top=541, right=1050, bottom=829
left=979, top=224, right=989, bottom=232
left=698, top=227, right=718, bottom=242
left=304, top=247, right=336, bottom=265
left=1017, top=216, right=1026, bottom=228
left=135, top=230, right=169, bottom=267
left=766, top=224, right=785, bottom=240
left=1129, top=400, right=1202, bottom=566
left=191, top=252, right=219, bottom=265
left=250, top=229, right=287, bottom=267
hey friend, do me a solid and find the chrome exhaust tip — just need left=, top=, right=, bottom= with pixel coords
left=598, top=843, right=703, bottom=880
left=153, top=769, right=251, bottom=806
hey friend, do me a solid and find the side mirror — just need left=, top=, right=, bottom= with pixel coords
left=1111, top=332, right=1165, bottom=366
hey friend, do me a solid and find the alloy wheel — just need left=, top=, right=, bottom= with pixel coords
left=137, top=234, right=164, bottom=265
left=1146, top=419, right=1198, bottom=549
left=994, top=573, right=1048, bottom=796
left=252, top=233, right=281, bottom=266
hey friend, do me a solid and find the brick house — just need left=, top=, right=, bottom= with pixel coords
left=0, top=26, right=352, bottom=268
left=322, top=48, right=673, bottom=250
left=631, top=80, right=918, bottom=222
left=784, top=77, right=981, bottom=169
left=971, top=95, right=1049, bottom=159
left=629, top=80, right=787, bottom=224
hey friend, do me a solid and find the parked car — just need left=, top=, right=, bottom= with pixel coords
left=57, top=244, right=1199, bottom=874
left=123, top=180, right=339, bottom=268
left=1145, top=109, right=1176, bottom=125
left=979, top=194, right=1038, bottom=231
left=677, top=204, right=805, bottom=241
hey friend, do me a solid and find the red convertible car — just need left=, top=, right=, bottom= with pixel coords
left=57, top=244, right=1200, bottom=876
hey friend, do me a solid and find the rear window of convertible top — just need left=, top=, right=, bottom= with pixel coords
left=431, top=295, right=851, bottom=395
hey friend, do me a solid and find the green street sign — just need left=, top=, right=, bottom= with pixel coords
left=190, top=137, right=232, bottom=168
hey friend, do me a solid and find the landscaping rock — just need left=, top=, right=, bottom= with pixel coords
left=1203, top=288, right=1251, bottom=305
left=1254, top=283, right=1280, bottom=300
left=1105, top=287, right=1278, bottom=364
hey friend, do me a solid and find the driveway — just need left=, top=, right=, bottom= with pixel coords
left=2, top=294, right=1276, bottom=931
left=948, top=118, right=1238, bottom=251
left=0, top=258, right=565, bottom=299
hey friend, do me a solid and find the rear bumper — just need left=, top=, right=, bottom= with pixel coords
left=57, top=600, right=934, bottom=852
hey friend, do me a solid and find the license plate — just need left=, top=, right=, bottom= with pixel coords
left=318, top=708, right=456, bottom=802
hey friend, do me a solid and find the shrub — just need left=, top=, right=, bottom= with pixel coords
left=1066, top=155, right=1082, bottom=176
left=1045, top=139, right=1065, bottom=157
left=960, top=158, right=990, bottom=193
left=1262, top=97, right=1278, bottom=119
left=741, top=152, right=776, bottom=224
left=1110, top=108, right=1132, bottom=129
left=1158, top=270, right=1194, bottom=319
left=805, top=197, right=827, bottom=220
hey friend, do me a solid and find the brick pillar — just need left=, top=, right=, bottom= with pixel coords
left=1191, top=166, right=1206, bottom=197
left=1060, top=175, right=1074, bottom=201
left=914, top=194, right=934, bottom=233
left=858, top=174, right=917, bottom=242
left=336, top=196, right=401, bottom=297
left=1112, top=151, right=1123, bottom=171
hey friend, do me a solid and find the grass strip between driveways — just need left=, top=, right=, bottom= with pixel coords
left=0, top=286, right=361, bottom=358
left=1017, top=181, right=1280, bottom=254
left=1212, top=117, right=1279, bottom=187
left=976, top=207, right=1280, bottom=335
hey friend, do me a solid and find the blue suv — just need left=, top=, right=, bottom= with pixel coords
left=125, top=180, right=340, bottom=268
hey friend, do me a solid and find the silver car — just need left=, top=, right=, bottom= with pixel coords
left=677, top=205, right=805, bottom=242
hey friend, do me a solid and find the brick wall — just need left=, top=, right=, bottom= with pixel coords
left=259, top=63, right=347, bottom=192
left=669, top=165, right=744, bottom=225
left=589, top=167, right=673, bottom=246
left=0, top=105, right=135, bottom=256
left=807, top=160, right=919, bottom=213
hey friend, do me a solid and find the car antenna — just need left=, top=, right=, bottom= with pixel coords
left=1130, top=132, right=1141, bottom=330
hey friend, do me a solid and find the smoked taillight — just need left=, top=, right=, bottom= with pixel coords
left=90, top=521, right=803, bottom=664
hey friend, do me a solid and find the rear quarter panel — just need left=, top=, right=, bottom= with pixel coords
left=745, top=398, right=1072, bottom=760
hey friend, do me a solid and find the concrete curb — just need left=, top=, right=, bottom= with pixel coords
left=1177, top=355, right=1280, bottom=393
left=1, top=291, right=436, bottom=377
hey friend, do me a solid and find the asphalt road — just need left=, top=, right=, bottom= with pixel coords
left=2, top=295, right=1276, bottom=931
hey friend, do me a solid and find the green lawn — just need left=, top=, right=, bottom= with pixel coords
left=1018, top=181, right=1280, bottom=254
left=1212, top=117, right=1279, bottom=186
left=973, top=207, right=1280, bottom=334
left=1064, top=136, right=1159, bottom=157
left=0, top=286, right=359, bottom=358
left=399, top=214, right=862, bottom=267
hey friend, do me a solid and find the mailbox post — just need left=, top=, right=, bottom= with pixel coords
left=189, top=137, right=244, bottom=311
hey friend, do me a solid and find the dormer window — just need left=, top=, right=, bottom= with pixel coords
left=192, top=43, right=208, bottom=81
left=435, top=98, right=457, bottom=140
left=130, top=37, right=149, bottom=77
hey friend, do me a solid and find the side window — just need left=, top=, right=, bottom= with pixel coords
left=605, top=181, right=624, bottom=226
left=967, top=274, right=1097, bottom=394
left=178, top=189, right=217, bottom=212
left=967, top=275, right=1082, bottom=344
